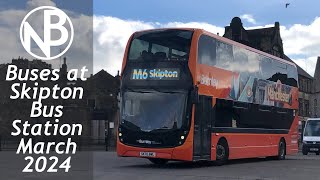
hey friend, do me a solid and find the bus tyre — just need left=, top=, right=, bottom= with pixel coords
left=215, top=140, right=229, bottom=166
left=148, top=158, right=168, bottom=165
left=277, top=139, right=286, bottom=160
left=316, top=152, right=320, bottom=155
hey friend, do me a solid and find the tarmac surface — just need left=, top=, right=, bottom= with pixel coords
left=94, top=152, right=320, bottom=180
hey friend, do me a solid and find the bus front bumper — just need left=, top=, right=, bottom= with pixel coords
left=117, top=141, right=194, bottom=161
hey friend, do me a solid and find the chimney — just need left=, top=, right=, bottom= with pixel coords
left=275, top=22, right=280, bottom=30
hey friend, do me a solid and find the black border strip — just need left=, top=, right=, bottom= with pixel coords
left=212, top=127, right=289, bottom=134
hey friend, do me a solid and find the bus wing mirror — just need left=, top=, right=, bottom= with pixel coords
left=191, top=86, right=199, bottom=104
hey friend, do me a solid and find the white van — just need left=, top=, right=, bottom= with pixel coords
left=302, top=118, right=320, bottom=155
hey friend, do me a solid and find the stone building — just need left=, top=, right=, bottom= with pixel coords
left=311, top=57, right=320, bottom=118
left=223, top=17, right=317, bottom=122
left=83, top=69, right=120, bottom=148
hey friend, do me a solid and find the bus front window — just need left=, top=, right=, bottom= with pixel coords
left=128, top=30, right=193, bottom=61
left=121, top=91, right=187, bottom=132
left=304, top=121, right=320, bottom=136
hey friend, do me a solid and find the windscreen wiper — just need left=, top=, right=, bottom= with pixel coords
left=150, top=127, right=172, bottom=132
left=125, top=88, right=152, bottom=93
left=120, top=120, right=141, bottom=131
left=149, top=87, right=181, bottom=94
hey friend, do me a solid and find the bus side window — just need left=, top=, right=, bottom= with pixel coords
left=233, top=47, right=249, bottom=94
left=198, top=35, right=216, bottom=66
left=259, top=56, right=273, bottom=80
left=216, top=41, right=233, bottom=70
left=268, top=60, right=288, bottom=84
left=287, top=65, right=298, bottom=87
left=246, top=50, right=260, bottom=77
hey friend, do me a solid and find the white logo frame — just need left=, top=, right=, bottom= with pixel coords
left=20, top=6, right=74, bottom=60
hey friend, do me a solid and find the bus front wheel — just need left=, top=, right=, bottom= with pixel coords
left=215, top=139, right=229, bottom=165
left=148, top=158, right=168, bottom=165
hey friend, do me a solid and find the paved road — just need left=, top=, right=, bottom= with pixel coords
left=94, top=152, right=320, bottom=180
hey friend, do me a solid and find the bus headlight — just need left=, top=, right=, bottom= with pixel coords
left=119, top=132, right=122, bottom=137
left=180, top=135, right=185, bottom=140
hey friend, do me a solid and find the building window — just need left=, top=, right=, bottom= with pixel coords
left=305, top=80, right=308, bottom=92
left=305, top=100, right=309, bottom=117
left=315, top=99, right=318, bottom=117
left=309, top=80, right=312, bottom=93
left=299, top=79, right=304, bottom=92
left=299, top=78, right=312, bottom=93
left=299, top=98, right=303, bottom=116
left=306, top=80, right=311, bottom=93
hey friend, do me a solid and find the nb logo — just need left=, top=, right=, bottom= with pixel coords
left=20, top=6, right=74, bottom=60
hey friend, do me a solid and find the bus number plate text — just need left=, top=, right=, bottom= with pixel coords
left=140, top=152, right=156, bottom=157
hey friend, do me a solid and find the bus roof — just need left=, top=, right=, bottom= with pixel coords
left=307, top=118, right=320, bottom=121
left=132, top=28, right=297, bottom=68
left=197, top=29, right=297, bottom=68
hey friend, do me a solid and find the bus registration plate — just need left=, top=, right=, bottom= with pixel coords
left=140, top=152, right=156, bottom=157
left=310, top=148, right=319, bottom=151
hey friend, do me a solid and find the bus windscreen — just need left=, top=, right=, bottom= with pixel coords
left=121, top=91, right=187, bottom=132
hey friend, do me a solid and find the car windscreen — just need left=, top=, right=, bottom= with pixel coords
left=304, top=120, right=320, bottom=136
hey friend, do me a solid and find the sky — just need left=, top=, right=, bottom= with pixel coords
left=0, top=0, right=93, bottom=74
left=0, top=0, right=319, bottom=77
left=93, top=0, right=320, bottom=77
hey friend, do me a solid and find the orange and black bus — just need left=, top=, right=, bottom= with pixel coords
left=117, top=28, right=299, bottom=165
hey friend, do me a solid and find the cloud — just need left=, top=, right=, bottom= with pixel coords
left=26, top=0, right=56, bottom=9
left=279, top=17, right=320, bottom=76
left=0, top=0, right=93, bottom=75
left=281, top=17, right=320, bottom=54
left=0, top=1, right=318, bottom=78
left=240, top=14, right=257, bottom=24
left=94, top=16, right=320, bottom=77
left=93, top=16, right=224, bottom=75
left=292, top=56, right=317, bottom=76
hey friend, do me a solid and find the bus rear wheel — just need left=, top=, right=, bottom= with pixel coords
left=148, top=158, right=168, bottom=165
left=268, top=139, right=286, bottom=160
left=277, top=139, right=286, bottom=160
left=215, top=139, right=229, bottom=165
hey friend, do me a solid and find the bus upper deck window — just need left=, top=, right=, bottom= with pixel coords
left=128, top=30, right=193, bottom=61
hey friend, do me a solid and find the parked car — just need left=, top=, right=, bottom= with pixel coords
left=302, top=118, right=320, bottom=155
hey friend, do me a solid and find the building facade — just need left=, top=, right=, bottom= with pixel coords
left=311, top=57, right=320, bottom=118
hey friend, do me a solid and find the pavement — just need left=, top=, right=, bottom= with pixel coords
left=94, top=152, right=320, bottom=180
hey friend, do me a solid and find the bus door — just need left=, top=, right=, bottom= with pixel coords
left=193, top=96, right=212, bottom=160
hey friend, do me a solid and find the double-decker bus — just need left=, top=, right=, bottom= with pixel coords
left=117, top=28, right=299, bottom=165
